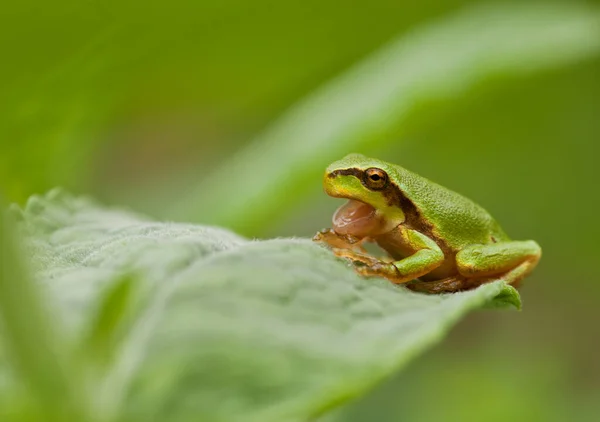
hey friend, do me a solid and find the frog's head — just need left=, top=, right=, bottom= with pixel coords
left=324, top=153, right=405, bottom=238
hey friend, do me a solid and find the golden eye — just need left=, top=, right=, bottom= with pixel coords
left=364, top=168, right=388, bottom=190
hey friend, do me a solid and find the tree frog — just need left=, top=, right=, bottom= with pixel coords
left=313, top=154, right=541, bottom=293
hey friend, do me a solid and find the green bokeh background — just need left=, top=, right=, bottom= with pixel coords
left=1, top=1, right=599, bottom=421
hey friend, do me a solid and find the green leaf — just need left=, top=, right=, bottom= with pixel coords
left=6, top=190, right=520, bottom=422
left=166, top=2, right=600, bottom=234
left=0, top=196, right=84, bottom=421
left=80, top=272, right=139, bottom=367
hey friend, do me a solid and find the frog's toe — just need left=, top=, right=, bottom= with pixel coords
left=332, top=248, right=376, bottom=265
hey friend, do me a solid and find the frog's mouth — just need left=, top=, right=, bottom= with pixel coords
left=332, top=199, right=381, bottom=238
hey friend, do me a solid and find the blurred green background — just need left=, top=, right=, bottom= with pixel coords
left=1, top=1, right=600, bottom=421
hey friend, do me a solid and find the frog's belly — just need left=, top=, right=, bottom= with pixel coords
left=374, top=228, right=458, bottom=281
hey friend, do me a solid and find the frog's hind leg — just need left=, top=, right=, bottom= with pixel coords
left=409, top=240, right=541, bottom=293
left=456, top=240, right=541, bottom=288
left=407, top=276, right=477, bottom=294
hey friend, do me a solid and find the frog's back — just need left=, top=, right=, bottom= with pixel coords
left=390, top=164, right=508, bottom=250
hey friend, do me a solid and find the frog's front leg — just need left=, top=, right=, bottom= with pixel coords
left=356, top=227, right=444, bottom=284
left=456, top=240, right=541, bottom=287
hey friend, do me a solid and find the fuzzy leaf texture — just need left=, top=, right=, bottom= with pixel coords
left=2, top=190, right=520, bottom=422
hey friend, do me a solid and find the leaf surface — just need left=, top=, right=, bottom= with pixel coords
left=7, top=190, right=520, bottom=422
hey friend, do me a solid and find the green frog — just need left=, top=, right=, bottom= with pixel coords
left=314, top=154, right=541, bottom=293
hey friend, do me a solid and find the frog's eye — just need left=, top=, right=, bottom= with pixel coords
left=364, top=168, right=388, bottom=190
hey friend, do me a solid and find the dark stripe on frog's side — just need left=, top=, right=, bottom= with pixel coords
left=328, top=168, right=452, bottom=254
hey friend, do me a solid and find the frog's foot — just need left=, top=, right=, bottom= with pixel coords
left=331, top=248, right=379, bottom=266
left=326, top=245, right=397, bottom=279
left=313, top=228, right=368, bottom=253
left=348, top=257, right=430, bottom=285
left=354, top=260, right=402, bottom=282
left=331, top=248, right=405, bottom=283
